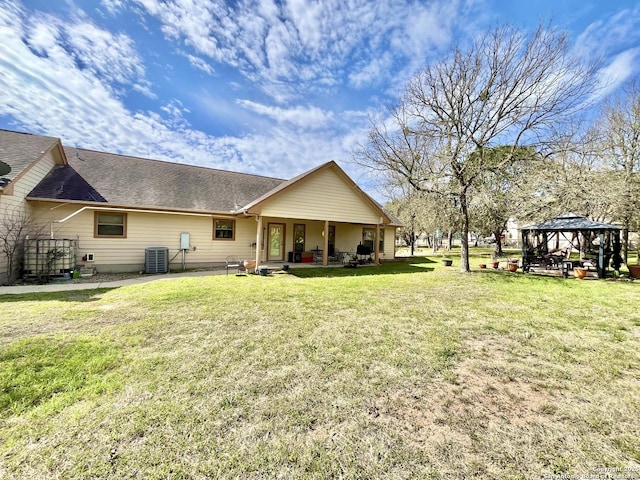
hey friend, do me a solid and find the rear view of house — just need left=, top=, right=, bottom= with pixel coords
left=0, top=130, right=400, bottom=283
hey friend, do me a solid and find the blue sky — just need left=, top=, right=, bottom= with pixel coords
left=1, top=0, right=639, bottom=194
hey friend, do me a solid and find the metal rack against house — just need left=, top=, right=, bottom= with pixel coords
left=23, top=238, right=77, bottom=278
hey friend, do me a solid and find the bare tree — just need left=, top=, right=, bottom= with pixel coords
left=469, top=146, right=539, bottom=257
left=1, top=208, right=29, bottom=285
left=356, top=23, right=598, bottom=271
left=597, top=79, right=640, bottom=263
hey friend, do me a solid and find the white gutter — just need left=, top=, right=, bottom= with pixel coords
left=54, top=205, right=215, bottom=224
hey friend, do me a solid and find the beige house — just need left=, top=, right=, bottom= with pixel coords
left=0, top=130, right=400, bottom=281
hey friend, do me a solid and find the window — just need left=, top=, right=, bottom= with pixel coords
left=213, top=219, right=235, bottom=240
left=363, top=228, right=384, bottom=252
left=95, top=212, right=127, bottom=237
left=294, top=224, right=305, bottom=252
left=328, top=225, right=335, bottom=255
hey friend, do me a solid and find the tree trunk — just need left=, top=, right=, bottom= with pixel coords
left=459, top=191, right=470, bottom=272
left=493, top=227, right=504, bottom=257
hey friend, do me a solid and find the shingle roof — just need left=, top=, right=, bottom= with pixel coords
left=522, top=212, right=620, bottom=231
left=0, top=130, right=60, bottom=187
left=28, top=146, right=286, bottom=213
left=9, top=130, right=401, bottom=225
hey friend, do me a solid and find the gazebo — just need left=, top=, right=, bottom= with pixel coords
left=520, top=213, right=622, bottom=279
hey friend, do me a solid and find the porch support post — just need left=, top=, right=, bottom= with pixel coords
left=323, top=220, right=329, bottom=266
left=255, top=215, right=263, bottom=273
left=375, top=224, right=381, bottom=264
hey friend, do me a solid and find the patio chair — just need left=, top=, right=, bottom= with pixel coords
left=225, top=255, right=242, bottom=275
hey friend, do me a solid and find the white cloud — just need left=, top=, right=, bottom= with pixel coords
left=592, top=48, right=640, bottom=101
left=63, top=22, right=146, bottom=86
left=129, top=0, right=474, bottom=103
left=236, top=100, right=334, bottom=129
left=12, top=3, right=151, bottom=97
left=349, top=52, right=394, bottom=89
left=574, top=4, right=640, bottom=61
left=187, top=54, right=215, bottom=75
left=0, top=0, right=368, bottom=181
left=100, top=0, right=124, bottom=15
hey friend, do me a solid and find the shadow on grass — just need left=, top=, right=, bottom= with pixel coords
left=290, top=258, right=435, bottom=278
left=0, top=288, right=115, bottom=303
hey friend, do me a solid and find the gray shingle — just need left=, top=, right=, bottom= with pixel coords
left=0, top=130, right=60, bottom=184
left=49, top=147, right=286, bottom=212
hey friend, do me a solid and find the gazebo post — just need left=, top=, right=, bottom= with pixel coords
left=613, top=231, right=622, bottom=272
left=521, top=229, right=528, bottom=272
left=597, top=231, right=605, bottom=279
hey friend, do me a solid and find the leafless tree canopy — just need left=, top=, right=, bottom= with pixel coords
left=355, top=23, right=598, bottom=271
left=597, top=80, right=640, bottom=260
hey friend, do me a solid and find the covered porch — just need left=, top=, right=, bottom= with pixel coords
left=234, top=161, right=401, bottom=272
left=250, top=217, right=393, bottom=269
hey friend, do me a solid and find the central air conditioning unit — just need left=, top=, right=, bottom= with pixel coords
left=145, top=247, right=169, bottom=274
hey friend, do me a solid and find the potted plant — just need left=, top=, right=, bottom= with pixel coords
left=627, top=243, right=640, bottom=278
left=628, top=265, right=640, bottom=279
left=441, top=255, right=453, bottom=267
left=574, top=267, right=588, bottom=279
left=490, top=253, right=500, bottom=269
left=507, top=260, right=518, bottom=272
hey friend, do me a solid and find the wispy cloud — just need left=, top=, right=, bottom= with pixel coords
left=186, top=54, right=215, bottom=75
left=14, top=6, right=150, bottom=96
left=573, top=4, right=640, bottom=101
left=2, top=0, right=637, bottom=193
left=592, top=48, right=640, bottom=100
left=128, top=0, right=472, bottom=103
left=236, top=100, right=334, bottom=130
left=0, top=0, right=367, bottom=179
left=575, top=4, right=640, bottom=60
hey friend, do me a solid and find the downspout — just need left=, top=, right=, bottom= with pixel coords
left=54, top=205, right=214, bottom=223
left=255, top=215, right=263, bottom=273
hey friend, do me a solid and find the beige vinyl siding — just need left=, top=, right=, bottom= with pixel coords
left=0, top=152, right=60, bottom=282
left=10, top=152, right=58, bottom=199
left=29, top=202, right=258, bottom=271
left=259, top=168, right=382, bottom=224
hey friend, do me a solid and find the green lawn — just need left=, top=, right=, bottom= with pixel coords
left=1, top=256, right=639, bottom=479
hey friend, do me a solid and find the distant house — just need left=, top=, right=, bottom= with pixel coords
left=0, top=130, right=401, bottom=281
